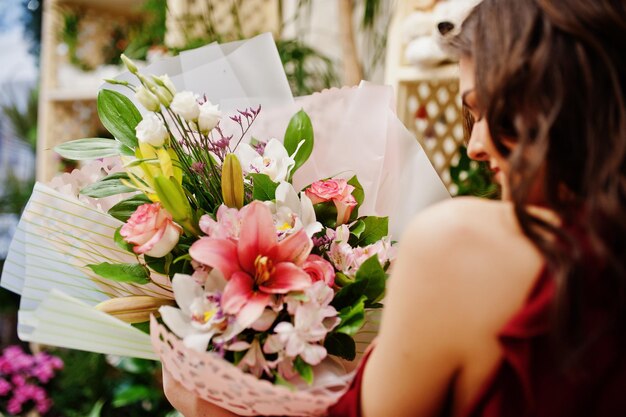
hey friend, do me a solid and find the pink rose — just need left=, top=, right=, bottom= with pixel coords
left=306, top=179, right=358, bottom=225
left=305, top=179, right=350, bottom=204
left=120, top=202, right=182, bottom=257
left=334, top=190, right=358, bottom=226
left=302, top=254, right=336, bottom=287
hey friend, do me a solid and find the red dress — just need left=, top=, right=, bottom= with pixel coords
left=327, top=265, right=626, bottom=417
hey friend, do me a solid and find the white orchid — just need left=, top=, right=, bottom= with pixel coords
left=266, top=182, right=322, bottom=238
left=235, top=138, right=296, bottom=183
left=159, top=272, right=231, bottom=352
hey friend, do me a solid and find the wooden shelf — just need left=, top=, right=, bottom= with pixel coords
left=395, top=63, right=459, bottom=82
left=45, top=89, right=98, bottom=102
left=58, top=0, right=144, bottom=16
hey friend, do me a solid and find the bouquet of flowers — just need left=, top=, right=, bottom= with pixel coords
left=1, top=34, right=449, bottom=416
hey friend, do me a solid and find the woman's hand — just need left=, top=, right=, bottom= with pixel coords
left=162, top=368, right=239, bottom=417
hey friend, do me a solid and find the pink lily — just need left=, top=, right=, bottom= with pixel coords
left=190, top=201, right=313, bottom=328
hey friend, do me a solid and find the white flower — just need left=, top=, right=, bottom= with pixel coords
left=159, top=272, right=230, bottom=352
left=197, top=101, right=221, bottom=134
left=266, top=182, right=322, bottom=238
left=135, top=86, right=161, bottom=112
left=170, top=91, right=200, bottom=122
left=236, top=138, right=295, bottom=182
left=135, top=113, right=168, bottom=147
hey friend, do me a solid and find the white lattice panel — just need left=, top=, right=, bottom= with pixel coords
left=401, top=78, right=464, bottom=188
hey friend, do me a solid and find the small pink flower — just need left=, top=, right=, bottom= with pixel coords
left=199, top=205, right=245, bottom=240
left=0, top=378, right=11, bottom=396
left=305, top=179, right=349, bottom=204
left=120, top=202, right=183, bottom=257
left=302, top=255, right=335, bottom=287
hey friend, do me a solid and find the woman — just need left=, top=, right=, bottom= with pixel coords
left=163, top=0, right=626, bottom=415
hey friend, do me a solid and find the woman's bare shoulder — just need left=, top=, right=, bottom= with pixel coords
left=393, top=196, right=544, bottom=333
left=400, top=196, right=539, bottom=266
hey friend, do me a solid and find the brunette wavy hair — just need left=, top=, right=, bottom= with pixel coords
left=451, top=0, right=626, bottom=368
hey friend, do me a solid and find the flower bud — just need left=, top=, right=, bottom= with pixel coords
left=221, top=154, right=245, bottom=209
left=153, top=74, right=177, bottom=96
left=121, top=54, right=139, bottom=74
left=135, top=86, right=161, bottom=112
left=135, top=113, right=168, bottom=147
left=95, top=296, right=175, bottom=324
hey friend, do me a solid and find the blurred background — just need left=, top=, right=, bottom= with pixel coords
left=0, top=0, right=494, bottom=415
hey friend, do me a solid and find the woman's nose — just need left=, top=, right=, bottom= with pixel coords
left=466, top=122, right=489, bottom=161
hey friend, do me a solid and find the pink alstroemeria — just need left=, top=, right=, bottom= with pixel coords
left=189, top=201, right=313, bottom=328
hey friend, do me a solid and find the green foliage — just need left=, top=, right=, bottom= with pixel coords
left=0, top=87, right=38, bottom=150
left=0, top=173, right=34, bottom=215
left=54, top=138, right=123, bottom=161
left=97, top=89, right=142, bottom=150
left=80, top=173, right=136, bottom=198
left=293, top=356, right=314, bottom=385
left=449, top=146, right=499, bottom=198
left=352, top=216, right=388, bottom=247
left=49, top=350, right=175, bottom=417
left=276, top=39, right=339, bottom=96
left=335, top=296, right=366, bottom=336
left=283, top=109, right=314, bottom=178
left=324, top=332, right=356, bottom=361
left=250, top=173, right=279, bottom=201
left=108, top=194, right=153, bottom=223
left=86, top=262, right=151, bottom=284
left=21, top=0, right=43, bottom=63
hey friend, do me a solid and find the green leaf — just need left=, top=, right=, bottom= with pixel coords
left=86, top=262, right=150, bottom=284
left=283, top=109, right=314, bottom=178
left=86, top=400, right=105, bottom=417
left=355, top=216, right=389, bottom=246
left=350, top=220, right=366, bottom=238
left=355, top=255, right=387, bottom=306
left=331, top=278, right=369, bottom=311
left=144, top=253, right=173, bottom=275
left=273, top=372, right=296, bottom=391
left=112, top=384, right=152, bottom=408
left=54, top=138, right=121, bottom=161
left=114, top=357, right=155, bottom=374
left=250, top=173, right=279, bottom=201
left=131, top=321, right=151, bottom=335
left=324, top=332, right=356, bottom=361
left=108, top=194, right=152, bottom=222
left=347, top=175, right=364, bottom=220
left=312, top=202, right=338, bottom=228
left=114, top=227, right=134, bottom=253
left=153, top=175, right=189, bottom=222
left=294, top=356, right=314, bottom=386
left=80, top=176, right=136, bottom=198
left=97, top=89, right=142, bottom=149
left=336, top=296, right=366, bottom=336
